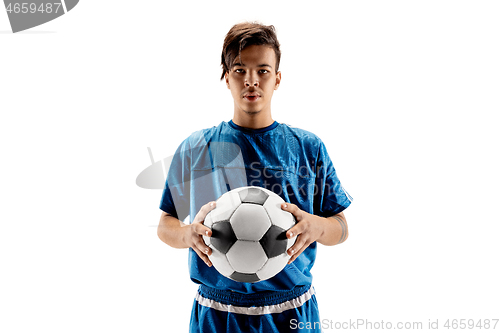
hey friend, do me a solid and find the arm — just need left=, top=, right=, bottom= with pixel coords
left=157, top=202, right=216, bottom=267
left=281, top=203, right=349, bottom=264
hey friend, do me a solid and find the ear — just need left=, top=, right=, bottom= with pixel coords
left=274, top=71, right=281, bottom=90
left=225, top=72, right=230, bottom=89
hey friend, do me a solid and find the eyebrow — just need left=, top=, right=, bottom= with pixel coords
left=232, top=63, right=273, bottom=69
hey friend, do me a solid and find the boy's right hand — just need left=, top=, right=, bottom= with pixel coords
left=181, top=201, right=216, bottom=267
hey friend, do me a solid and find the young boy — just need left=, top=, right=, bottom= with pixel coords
left=157, top=22, right=352, bottom=332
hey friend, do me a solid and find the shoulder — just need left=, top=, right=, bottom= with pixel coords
left=278, top=123, right=325, bottom=149
left=180, top=121, right=230, bottom=148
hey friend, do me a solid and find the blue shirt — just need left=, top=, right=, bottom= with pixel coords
left=160, top=120, right=352, bottom=293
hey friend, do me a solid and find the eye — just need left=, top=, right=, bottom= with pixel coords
left=259, top=69, right=269, bottom=74
left=234, top=68, right=245, bottom=74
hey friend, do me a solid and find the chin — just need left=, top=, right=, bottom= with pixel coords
left=242, top=109, right=261, bottom=115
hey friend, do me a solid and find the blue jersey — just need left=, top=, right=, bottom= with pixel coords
left=160, top=120, right=352, bottom=294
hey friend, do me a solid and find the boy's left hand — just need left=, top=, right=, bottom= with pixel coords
left=281, top=203, right=325, bottom=264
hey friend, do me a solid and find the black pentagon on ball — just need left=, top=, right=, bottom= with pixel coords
left=211, top=221, right=237, bottom=254
left=259, top=225, right=288, bottom=259
left=230, top=272, right=260, bottom=283
left=238, top=187, right=269, bottom=205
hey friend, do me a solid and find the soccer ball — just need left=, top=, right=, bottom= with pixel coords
left=203, top=186, right=297, bottom=283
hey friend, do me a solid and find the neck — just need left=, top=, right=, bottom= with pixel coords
left=232, top=110, right=274, bottom=130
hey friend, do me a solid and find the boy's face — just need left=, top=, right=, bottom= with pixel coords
left=225, top=44, right=281, bottom=118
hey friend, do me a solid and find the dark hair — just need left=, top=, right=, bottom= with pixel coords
left=220, top=22, right=281, bottom=81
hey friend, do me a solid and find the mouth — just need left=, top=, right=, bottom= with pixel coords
left=243, top=93, right=261, bottom=102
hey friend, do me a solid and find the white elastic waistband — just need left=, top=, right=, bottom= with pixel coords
left=195, top=286, right=315, bottom=315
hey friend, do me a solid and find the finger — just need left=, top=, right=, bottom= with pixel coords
left=193, top=222, right=212, bottom=237
left=281, top=203, right=304, bottom=240
left=287, top=233, right=309, bottom=257
left=288, top=242, right=311, bottom=264
left=192, top=246, right=212, bottom=267
left=285, top=220, right=307, bottom=239
left=281, top=202, right=303, bottom=222
left=194, top=236, right=212, bottom=256
left=192, top=201, right=217, bottom=224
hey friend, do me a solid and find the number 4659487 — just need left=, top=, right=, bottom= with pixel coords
left=6, top=3, right=62, bottom=14
left=444, top=319, right=499, bottom=330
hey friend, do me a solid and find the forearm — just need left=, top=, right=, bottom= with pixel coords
left=314, top=211, right=348, bottom=246
left=157, top=212, right=189, bottom=248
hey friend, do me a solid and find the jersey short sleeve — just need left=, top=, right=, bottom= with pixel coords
left=313, top=140, right=352, bottom=217
left=159, top=138, right=191, bottom=222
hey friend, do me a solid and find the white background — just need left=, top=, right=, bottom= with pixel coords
left=1, top=1, right=499, bottom=332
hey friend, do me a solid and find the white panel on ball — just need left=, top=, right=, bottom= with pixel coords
left=230, top=204, right=271, bottom=241
left=202, top=235, right=211, bottom=247
left=208, top=247, right=235, bottom=277
left=263, top=195, right=296, bottom=231
left=203, top=212, right=214, bottom=228
left=256, top=253, right=289, bottom=281
left=257, top=186, right=277, bottom=197
left=226, top=240, right=267, bottom=273
left=209, top=191, right=241, bottom=222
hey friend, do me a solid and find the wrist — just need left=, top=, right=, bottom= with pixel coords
left=179, top=223, right=191, bottom=248
left=313, top=214, right=328, bottom=243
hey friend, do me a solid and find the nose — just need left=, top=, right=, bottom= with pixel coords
left=245, top=73, right=259, bottom=87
